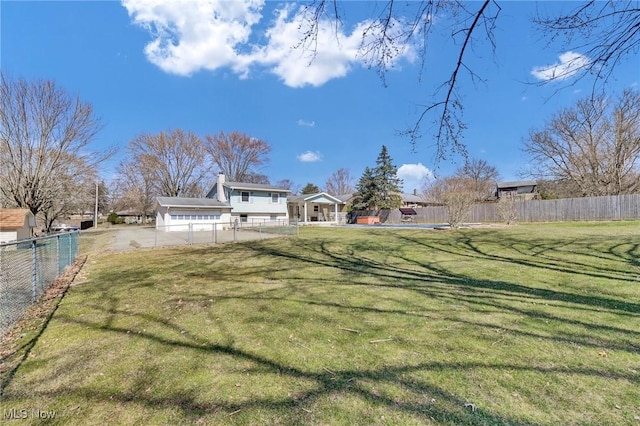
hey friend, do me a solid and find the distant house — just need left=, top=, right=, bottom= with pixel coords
left=401, top=192, right=429, bottom=208
left=155, top=197, right=232, bottom=232
left=287, top=192, right=346, bottom=224
left=0, top=209, right=36, bottom=242
left=115, top=209, right=154, bottom=224
left=496, top=181, right=538, bottom=200
left=206, top=174, right=290, bottom=225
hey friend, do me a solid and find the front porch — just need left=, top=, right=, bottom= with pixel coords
left=287, top=192, right=346, bottom=225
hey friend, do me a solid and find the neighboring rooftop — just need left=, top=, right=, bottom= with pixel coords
left=497, top=180, right=537, bottom=188
left=0, top=209, right=35, bottom=230
left=402, top=193, right=424, bottom=203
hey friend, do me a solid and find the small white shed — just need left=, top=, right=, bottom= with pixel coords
left=0, top=209, right=37, bottom=243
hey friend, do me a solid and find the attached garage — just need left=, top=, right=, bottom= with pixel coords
left=155, top=197, right=232, bottom=232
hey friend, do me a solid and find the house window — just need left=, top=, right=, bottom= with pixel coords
left=271, top=193, right=279, bottom=203
left=241, top=191, right=250, bottom=202
left=270, top=215, right=277, bottom=221
left=313, top=205, right=319, bottom=212
left=171, top=215, right=178, bottom=220
left=240, top=214, right=248, bottom=223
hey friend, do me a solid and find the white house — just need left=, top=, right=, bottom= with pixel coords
left=155, top=197, right=232, bottom=232
left=207, top=174, right=290, bottom=225
left=0, top=209, right=36, bottom=243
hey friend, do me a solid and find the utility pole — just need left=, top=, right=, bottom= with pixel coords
left=94, top=182, right=99, bottom=229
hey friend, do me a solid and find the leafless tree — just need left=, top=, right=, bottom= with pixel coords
left=325, top=168, right=354, bottom=195
left=243, top=172, right=271, bottom=184
left=424, top=176, right=479, bottom=228
left=534, top=1, right=640, bottom=86
left=536, top=179, right=581, bottom=199
left=112, top=160, right=156, bottom=219
left=524, top=89, right=640, bottom=196
left=0, top=74, right=109, bottom=230
left=204, top=131, right=271, bottom=182
left=300, top=1, right=638, bottom=160
left=38, top=163, right=101, bottom=231
left=275, top=178, right=295, bottom=191
left=300, top=1, right=499, bottom=160
left=496, top=197, right=518, bottom=225
left=127, top=129, right=211, bottom=198
left=454, top=158, right=500, bottom=200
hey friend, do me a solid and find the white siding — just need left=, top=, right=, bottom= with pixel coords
left=0, top=231, right=17, bottom=243
left=157, top=206, right=232, bottom=232
left=229, top=190, right=289, bottom=217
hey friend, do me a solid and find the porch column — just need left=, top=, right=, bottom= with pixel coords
left=334, top=203, right=338, bottom=223
left=304, top=203, right=308, bottom=223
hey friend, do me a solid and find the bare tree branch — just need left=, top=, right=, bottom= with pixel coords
left=126, top=129, right=211, bottom=198
left=0, top=74, right=110, bottom=230
left=524, top=89, right=640, bottom=196
left=534, top=1, right=640, bottom=88
left=204, top=131, right=271, bottom=182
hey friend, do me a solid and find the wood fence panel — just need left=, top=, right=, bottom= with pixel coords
left=356, top=194, right=640, bottom=224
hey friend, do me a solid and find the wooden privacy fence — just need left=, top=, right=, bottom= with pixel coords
left=357, top=194, right=640, bottom=224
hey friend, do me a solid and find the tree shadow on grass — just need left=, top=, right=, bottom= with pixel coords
left=4, top=229, right=639, bottom=424
left=29, top=314, right=547, bottom=425
left=246, top=234, right=640, bottom=316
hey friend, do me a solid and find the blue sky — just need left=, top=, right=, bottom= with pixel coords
left=2, top=1, right=638, bottom=193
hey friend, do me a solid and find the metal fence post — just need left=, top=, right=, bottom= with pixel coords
left=68, top=233, right=72, bottom=266
left=56, top=234, right=61, bottom=275
left=31, top=239, right=37, bottom=302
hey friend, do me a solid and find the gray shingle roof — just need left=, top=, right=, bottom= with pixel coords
left=156, top=197, right=232, bottom=209
left=497, top=180, right=537, bottom=188
left=402, top=193, right=424, bottom=203
left=225, top=182, right=291, bottom=192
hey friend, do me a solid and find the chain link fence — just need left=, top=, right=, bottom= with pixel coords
left=153, top=221, right=299, bottom=247
left=0, top=231, right=79, bottom=338
left=112, top=221, right=299, bottom=250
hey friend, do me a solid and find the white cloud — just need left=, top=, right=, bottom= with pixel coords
left=297, top=119, right=315, bottom=127
left=121, top=0, right=415, bottom=86
left=297, top=151, right=322, bottom=162
left=122, top=0, right=265, bottom=76
left=397, top=163, right=434, bottom=192
left=531, top=51, right=590, bottom=82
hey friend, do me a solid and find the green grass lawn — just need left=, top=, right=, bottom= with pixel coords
left=1, top=222, right=639, bottom=425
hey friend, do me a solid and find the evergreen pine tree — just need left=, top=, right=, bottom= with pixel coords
left=353, top=167, right=377, bottom=209
left=300, top=183, right=321, bottom=194
left=353, top=146, right=404, bottom=210
left=374, top=145, right=403, bottom=209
